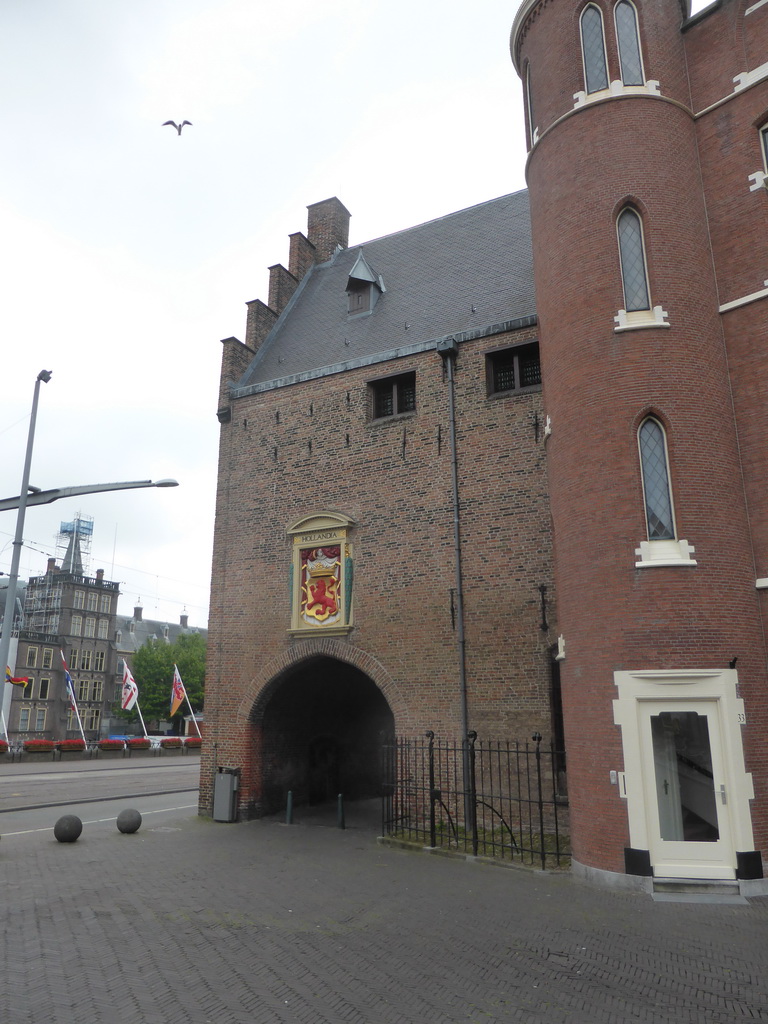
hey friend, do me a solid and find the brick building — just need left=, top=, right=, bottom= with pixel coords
left=204, top=193, right=557, bottom=818
left=10, top=528, right=119, bottom=742
left=204, top=0, right=768, bottom=890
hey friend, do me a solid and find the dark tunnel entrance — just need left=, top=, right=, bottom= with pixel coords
left=259, top=655, right=395, bottom=815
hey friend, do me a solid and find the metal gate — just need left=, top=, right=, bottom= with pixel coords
left=381, top=732, right=569, bottom=868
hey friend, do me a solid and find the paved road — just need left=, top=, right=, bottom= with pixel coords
left=1, top=770, right=767, bottom=1024
left=0, top=755, right=199, bottom=812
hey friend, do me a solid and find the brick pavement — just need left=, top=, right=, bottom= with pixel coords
left=2, top=801, right=768, bottom=1024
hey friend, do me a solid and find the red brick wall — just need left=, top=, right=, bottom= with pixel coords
left=517, top=0, right=768, bottom=872
left=203, top=328, right=556, bottom=816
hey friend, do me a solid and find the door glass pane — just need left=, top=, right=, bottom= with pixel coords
left=650, top=711, right=719, bottom=842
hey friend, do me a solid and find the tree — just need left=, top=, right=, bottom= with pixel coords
left=124, top=632, right=206, bottom=728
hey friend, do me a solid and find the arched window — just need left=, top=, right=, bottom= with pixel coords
left=615, top=1, right=644, bottom=86
left=525, top=63, right=536, bottom=146
left=580, top=5, right=609, bottom=94
left=617, top=207, right=650, bottom=312
left=638, top=418, right=675, bottom=541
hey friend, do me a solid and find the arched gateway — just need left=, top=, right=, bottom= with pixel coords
left=253, top=654, right=394, bottom=815
left=217, top=640, right=399, bottom=820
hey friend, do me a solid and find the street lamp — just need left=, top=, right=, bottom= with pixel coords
left=0, top=370, right=52, bottom=693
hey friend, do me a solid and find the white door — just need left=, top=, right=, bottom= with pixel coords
left=638, top=700, right=735, bottom=879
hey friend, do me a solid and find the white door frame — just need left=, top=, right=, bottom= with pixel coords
left=613, top=669, right=754, bottom=880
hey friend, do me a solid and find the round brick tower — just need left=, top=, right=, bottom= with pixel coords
left=511, top=0, right=767, bottom=885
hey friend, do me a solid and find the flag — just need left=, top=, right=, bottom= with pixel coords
left=5, top=666, right=29, bottom=688
left=121, top=663, right=139, bottom=711
left=171, top=664, right=186, bottom=716
left=60, top=650, right=78, bottom=711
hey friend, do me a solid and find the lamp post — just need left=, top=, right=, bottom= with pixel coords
left=0, top=370, right=51, bottom=699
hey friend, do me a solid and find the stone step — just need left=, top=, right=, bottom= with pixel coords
left=652, top=877, right=746, bottom=904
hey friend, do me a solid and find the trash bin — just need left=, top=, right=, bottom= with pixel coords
left=213, top=766, right=240, bottom=822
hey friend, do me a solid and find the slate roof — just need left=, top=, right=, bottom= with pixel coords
left=235, top=189, right=535, bottom=395
left=115, top=613, right=207, bottom=658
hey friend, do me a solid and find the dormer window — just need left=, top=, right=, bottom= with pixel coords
left=346, top=250, right=384, bottom=317
left=347, top=280, right=372, bottom=314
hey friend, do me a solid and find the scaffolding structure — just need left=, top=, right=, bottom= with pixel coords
left=23, top=513, right=94, bottom=637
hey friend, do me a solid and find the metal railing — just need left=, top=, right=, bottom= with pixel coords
left=382, top=732, right=569, bottom=869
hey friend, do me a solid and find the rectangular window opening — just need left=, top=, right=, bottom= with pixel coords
left=487, top=342, right=542, bottom=396
left=370, top=372, right=416, bottom=420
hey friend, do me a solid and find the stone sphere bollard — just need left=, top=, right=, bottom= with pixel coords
left=54, top=815, right=83, bottom=843
left=116, top=808, right=142, bottom=834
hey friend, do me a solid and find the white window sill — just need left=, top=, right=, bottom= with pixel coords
left=614, top=306, right=669, bottom=332
left=635, top=539, right=697, bottom=568
left=573, top=80, right=660, bottom=109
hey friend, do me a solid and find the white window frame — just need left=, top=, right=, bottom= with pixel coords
left=71, top=615, right=82, bottom=636
left=84, top=617, right=96, bottom=638
left=635, top=417, right=695, bottom=567
left=525, top=62, right=538, bottom=148
left=614, top=207, right=670, bottom=332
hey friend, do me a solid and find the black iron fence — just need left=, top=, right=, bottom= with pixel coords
left=381, top=732, right=569, bottom=869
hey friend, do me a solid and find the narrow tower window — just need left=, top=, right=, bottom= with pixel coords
left=617, top=207, right=650, bottom=312
left=638, top=417, right=675, bottom=541
left=525, top=63, right=536, bottom=147
left=761, top=124, right=768, bottom=170
left=580, top=5, right=609, bottom=94
left=615, top=1, right=644, bottom=86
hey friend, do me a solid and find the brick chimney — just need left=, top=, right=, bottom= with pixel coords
left=268, top=263, right=299, bottom=316
left=134, top=605, right=143, bottom=622
left=307, top=198, right=351, bottom=263
left=180, top=613, right=188, bottom=629
left=288, top=232, right=317, bottom=282
left=96, top=569, right=104, bottom=582
left=46, top=558, right=57, bottom=574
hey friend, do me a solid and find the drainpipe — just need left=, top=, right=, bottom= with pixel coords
left=436, top=337, right=471, bottom=816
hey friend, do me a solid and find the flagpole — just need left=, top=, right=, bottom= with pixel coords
left=72, top=694, right=87, bottom=745
left=183, top=689, right=202, bottom=737
left=61, top=650, right=87, bottom=745
left=0, top=706, right=8, bottom=741
left=71, top=696, right=87, bottom=746
left=135, top=700, right=148, bottom=738
left=172, top=664, right=201, bottom=737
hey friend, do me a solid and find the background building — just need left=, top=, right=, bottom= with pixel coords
left=5, top=515, right=205, bottom=742
left=11, top=516, right=119, bottom=741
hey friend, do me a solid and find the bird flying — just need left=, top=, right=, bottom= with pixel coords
left=162, top=120, right=192, bottom=135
